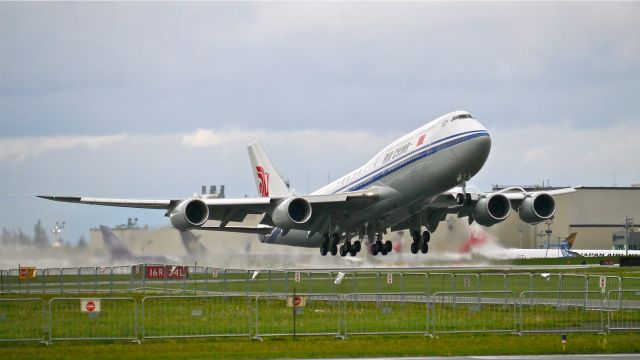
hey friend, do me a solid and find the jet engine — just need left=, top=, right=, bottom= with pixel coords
left=272, top=197, right=312, bottom=228
left=170, top=199, right=209, bottom=230
left=472, top=194, right=511, bottom=227
left=518, top=193, right=555, bottom=224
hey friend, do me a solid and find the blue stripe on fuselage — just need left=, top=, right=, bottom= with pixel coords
left=333, top=130, right=489, bottom=194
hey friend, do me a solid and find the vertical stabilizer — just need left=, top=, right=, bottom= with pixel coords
left=99, top=225, right=133, bottom=261
left=179, top=230, right=208, bottom=257
left=247, top=142, right=292, bottom=198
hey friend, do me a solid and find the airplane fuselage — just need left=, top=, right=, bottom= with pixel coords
left=263, top=111, right=491, bottom=247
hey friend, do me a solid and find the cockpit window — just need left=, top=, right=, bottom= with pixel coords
left=451, top=114, right=473, bottom=121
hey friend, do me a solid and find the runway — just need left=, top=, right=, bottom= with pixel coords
left=319, top=355, right=640, bottom=360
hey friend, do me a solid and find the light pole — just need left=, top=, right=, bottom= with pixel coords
left=625, top=217, right=634, bottom=256
left=52, top=221, right=65, bottom=248
left=543, top=218, right=553, bottom=257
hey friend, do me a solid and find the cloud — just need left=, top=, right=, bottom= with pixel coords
left=0, top=134, right=126, bottom=163
left=482, top=120, right=640, bottom=187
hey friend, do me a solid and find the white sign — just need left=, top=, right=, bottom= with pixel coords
left=294, top=272, right=301, bottom=283
left=599, top=276, right=607, bottom=293
left=211, top=269, right=218, bottom=278
left=81, top=299, right=101, bottom=313
left=464, top=276, right=471, bottom=288
left=387, top=273, right=393, bottom=285
left=334, top=272, right=345, bottom=285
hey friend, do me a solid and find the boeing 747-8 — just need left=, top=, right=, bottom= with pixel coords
left=40, top=111, right=574, bottom=257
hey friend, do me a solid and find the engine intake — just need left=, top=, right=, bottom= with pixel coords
left=272, top=197, right=312, bottom=228
left=473, top=194, right=511, bottom=227
left=170, top=199, right=209, bottom=230
left=518, top=193, right=555, bottom=224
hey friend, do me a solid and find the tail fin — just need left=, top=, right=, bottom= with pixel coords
left=247, top=142, right=292, bottom=198
left=99, top=225, right=133, bottom=261
left=566, top=232, right=577, bottom=249
left=179, top=230, right=207, bottom=257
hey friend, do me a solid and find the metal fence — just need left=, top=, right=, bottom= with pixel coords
left=0, top=298, right=46, bottom=343
left=343, top=293, right=430, bottom=337
left=3, top=266, right=640, bottom=296
left=49, top=297, right=138, bottom=342
left=255, top=294, right=341, bottom=339
left=142, top=295, right=252, bottom=339
left=519, top=291, right=605, bottom=334
left=606, top=290, right=640, bottom=332
left=431, top=291, right=517, bottom=334
left=0, top=289, right=639, bottom=343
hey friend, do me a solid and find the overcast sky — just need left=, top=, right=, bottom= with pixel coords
left=1, top=2, right=639, bottom=243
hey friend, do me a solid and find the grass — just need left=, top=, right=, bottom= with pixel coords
left=1, top=333, right=640, bottom=360
left=2, top=264, right=640, bottom=359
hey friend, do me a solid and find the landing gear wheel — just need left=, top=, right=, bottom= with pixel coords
left=339, top=244, right=347, bottom=257
left=379, top=241, right=388, bottom=256
left=422, top=231, right=431, bottom=243
left=320, top=233, right=329, bottom=256
left=330, top=243, right=338, bottom=256
left=371, top=244, right=379, bottom=256
left=385, top=240, right=392, bottom=253
left=354, top=241, right=361, bottom=253
left=411, top=242, right=419, bottom=254
left=349, top=246, right=358, bottom=257
left=420, top=241, right=429, bottom=254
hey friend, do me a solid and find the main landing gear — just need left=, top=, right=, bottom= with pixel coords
left=370, top=239, right=392, bottom=256
left=320, top=233, right=362, bottom=257
left=410, top=230, right=430, bottom=254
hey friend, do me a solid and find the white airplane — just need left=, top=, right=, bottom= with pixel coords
left=40, top=111, right=574, bottom=258
left=459, top=231, right=640, bottom=260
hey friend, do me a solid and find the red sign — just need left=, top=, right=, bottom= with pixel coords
left=292, top=296, right=302, bottom=307
left=145, top=265, right=187, bottom=279
left=86, top=301, right=96, bottom=312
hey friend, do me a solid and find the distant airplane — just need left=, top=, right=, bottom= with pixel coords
left=178, top=230, right=209, bottom=258
left=460, top=231, right=640, bottom=259
left=41, top=111, right=574, bottom=258
left=99, top=225, right=177, bottom=264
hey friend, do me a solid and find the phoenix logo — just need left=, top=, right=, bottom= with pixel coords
left=256, top=166, right=270, bottom=197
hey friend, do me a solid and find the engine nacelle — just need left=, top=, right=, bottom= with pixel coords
left=271, top=197, right=312, bottom=228
left=473, top=194, right=511, bottom=227
left=518, top=193, right=555, bottom=224
left=169, top=199, right=209, bottom=230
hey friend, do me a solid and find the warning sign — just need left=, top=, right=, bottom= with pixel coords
left=81, top=299, right=101, bottom=313
left=19, top=267, right=37, bottom=280
left=599, top=276, right=607, bottom=293
left=286, top=295, right=307, bottom=307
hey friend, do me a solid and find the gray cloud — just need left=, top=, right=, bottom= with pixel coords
left=0, top=2, right=639, bottom=243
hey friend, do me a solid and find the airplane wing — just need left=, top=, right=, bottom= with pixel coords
left=37, top=196, right=173, bottom=209
left=390, top=187, right=576, bottom=233
left=38, top=189, right=380, bottom=232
